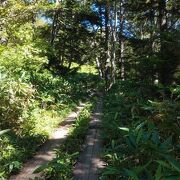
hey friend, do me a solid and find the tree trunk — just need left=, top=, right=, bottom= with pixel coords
left=111, top=0, right=117, bottom=83
left=119, top=0, right=125, bottom=80
left=120, top=40, right=125, bottom=80
left=158, top=0, right=168, bottom=84
left=51, top=11, right=58, bottom=45
left=96, top=57, right=103, bottom=78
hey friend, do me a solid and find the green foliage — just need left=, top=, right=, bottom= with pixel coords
left=0, top=0, right=179, bottom=179
left=0, top=44, right=47, bottom=74
left=0, top=75, right=35, bottom=130
left=101, top=81, right=180, bottom=179
left=0, top=129, right=10, bottom=136
left=0, top=22, right=48, bottom=76
left=33, top=102, right=94, bottom=179
left=0, top=67, right=100, bottom=179
left=34, top=152, right=78, bottom=180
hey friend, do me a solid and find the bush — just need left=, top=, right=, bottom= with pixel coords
left=101, top=81, right=180, bottom=179
left=0, top=75, right=35, bottom=131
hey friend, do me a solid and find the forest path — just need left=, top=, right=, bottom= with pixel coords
left=73, top=94, right=105, bottom=180
left=9, top=103, right=86, bottom=180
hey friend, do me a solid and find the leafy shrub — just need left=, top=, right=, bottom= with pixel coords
left=0, top=22, right=48, bottom=77
left=0, top=75, right=35, bottom=131
left=0, top=129, right=22, bottom=179
left=101, top=81, right=180, bottom=179
left=0, top=69, right=99, bottom=179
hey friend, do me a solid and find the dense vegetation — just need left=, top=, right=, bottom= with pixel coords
left=101, top=81, right=180, bottom=179
left=0, top=0, right=179, bottom=179
left=34, top=101, right=95, bottom=179
left=0, top=68, right=100, bottom=178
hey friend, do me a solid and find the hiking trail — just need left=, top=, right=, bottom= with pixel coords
left=10, top=103, right=86, bottom=180
left=73, top=94, right=105, bottom=180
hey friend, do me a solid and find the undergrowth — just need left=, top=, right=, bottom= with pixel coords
left=0, top=68, right=100, bottom=179
left=33, top=101, right=96, bottom=179
left=101, top=80, right=180, bottom=180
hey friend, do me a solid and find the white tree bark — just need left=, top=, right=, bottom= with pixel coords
left=119, top=0, right=125, bottom=80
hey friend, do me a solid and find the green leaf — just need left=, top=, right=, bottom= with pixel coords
left=142, top=131, right=151, bottom=141
left=164, top=155, right=180, bottom=173
left=129, top=131, right=137, bottom=148
left=165, top=176, right=180, bottom=180
left=114, top=112, right=118, bottom=120
left=33, top=163, right=49, bottom=174
left=135, top=121, right=146, bottom=132
left=118, top=127, right=129, bottom=132
left=151, top=130, right=160, bottom=145
left=126, top=137, right=134, bottom=150
left=133, top=161, right=151, bottom=176
left=0, top=129, right=10, bottom=136
left=136, top=128, right=143, bottom=144
left=111, top=140, right=115, bottom=149
left=155, top=165, right=162, bottom=180
left=70, top=152, right=79, bottom=158
left=156, top=160, right=171, bottom=169
left=124, top=169, right=139, bottom=180
left=103, top=166, right=120, bottom=175
left=160, top=136, right=172, bottom=150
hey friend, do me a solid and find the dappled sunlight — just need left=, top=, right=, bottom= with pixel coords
left=0, top=0, right=179, bottom=179
left=91, top=157, right=106, bottom=169
left=73, top=97, right=104, bottom=179
left=8, top=103, right=87, bottom=179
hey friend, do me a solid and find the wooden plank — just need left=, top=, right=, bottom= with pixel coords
left=73, top=97, right=105, bottom=180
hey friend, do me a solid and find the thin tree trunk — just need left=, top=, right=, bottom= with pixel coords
left=158, top=0, right=168, bottom=84
left=96, top=57, right=103, bottom=78
left=111, top=0, right=117, bottom=83
left=51, top=1, right=62, bottom=45
left=120, top=40, right=125, bottom=80
left=119, top=0, right=125, bottom=80
left=51, top=11, right=58, bottom=45
left=105, top=2, right=110, bottom=66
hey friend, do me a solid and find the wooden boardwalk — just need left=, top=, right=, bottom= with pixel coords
left=73, top=96, right=105, bottom=180
left=9, top=103, right=86, bottom=180
left=9, top=96, right=105, bottom=180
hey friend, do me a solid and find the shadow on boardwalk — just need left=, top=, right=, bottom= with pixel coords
left=73, top=95, right=105, bottom=180
left=9, top=103, right=86, bottom=180
left=10, top=96, right=105, bottom=180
